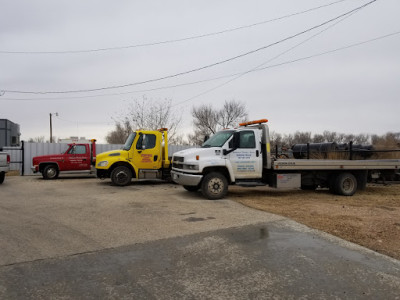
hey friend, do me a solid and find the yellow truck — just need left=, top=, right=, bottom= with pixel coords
left=96, top=128, right=171, bottom=186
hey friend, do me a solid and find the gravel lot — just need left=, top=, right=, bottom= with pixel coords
left=0, top=176, right=282, bottom=266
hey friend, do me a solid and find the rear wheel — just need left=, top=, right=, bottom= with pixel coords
left=111, top=166, right=132, bottom=186
left=0, top=172, right=5, bottom=184
left=334, top=173, right=357, bottom=196
left=43, top=165, right=59, bottom=179
left=201, top=172, right=228, bottom=200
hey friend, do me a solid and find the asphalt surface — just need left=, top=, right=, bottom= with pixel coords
left=0, top=176, right=399, bottom=299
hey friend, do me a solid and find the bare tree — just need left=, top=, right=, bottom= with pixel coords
left=293, top=131, right=312, bottom=144
left=322, top=131, right=337, bottom=143
left=372, top=132, right=400, bottom=148
left=270, top=131, right=283, bottom=149
left=192, top=104, right=218, bottom=134
left=312, top=134, right=325, bottom=143
left=105, top=120, right=132, bottom=144
left=191, top=100, right=248, bottom=145
left=27, top=136, right=46, bottom=143
left=106, top=96, right=182, bottom=144
left=218, top=100, right=248, bottom=128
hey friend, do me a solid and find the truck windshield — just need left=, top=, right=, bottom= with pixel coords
left=202, top=130, right=233, bottom=148
left=122, top=132, right=136, bottom=151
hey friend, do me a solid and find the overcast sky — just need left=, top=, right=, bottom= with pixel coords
left=1, top=0, right=399, bottom=143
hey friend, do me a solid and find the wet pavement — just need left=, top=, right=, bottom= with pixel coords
left=1, top=221, right=399, bottom=299
left=1, top=177, right=400, bottom=299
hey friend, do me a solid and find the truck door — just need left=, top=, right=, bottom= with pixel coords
left=228, top=130, right=262, bottom=179
left=65, top=145, right=91, bottom=170
left=132, top=133, right=162, bottom=170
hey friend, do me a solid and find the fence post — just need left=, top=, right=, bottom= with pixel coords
left=349, top=141, right=353, bottom=160
left=21, top=141, right=25, bottom=176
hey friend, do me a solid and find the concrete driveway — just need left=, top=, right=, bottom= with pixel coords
left=0, top=176, right=399, bottom=299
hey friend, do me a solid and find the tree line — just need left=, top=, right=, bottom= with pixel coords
left=105, top=97, right=400, bottom=150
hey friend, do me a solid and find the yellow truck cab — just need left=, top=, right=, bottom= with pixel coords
left=96, top=128, right=170, bottom=186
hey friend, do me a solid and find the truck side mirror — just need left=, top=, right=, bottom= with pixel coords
left=142, top=135, right=146, bottom=150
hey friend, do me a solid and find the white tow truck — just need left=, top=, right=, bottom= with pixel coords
left=171, top=119, right=399, bottom=199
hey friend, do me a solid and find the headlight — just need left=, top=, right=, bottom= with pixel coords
left=97, top=161, right=108, bottom=167
left=183, top=164, right=199, bottom=170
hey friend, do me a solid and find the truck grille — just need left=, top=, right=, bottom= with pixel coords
left=174, top=156, right=184, bottom=162
left=173, top=163, right=184, bottom=169
left=172, top=156, right=184, bottom=169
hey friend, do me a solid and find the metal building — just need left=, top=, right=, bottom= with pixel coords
left=0, top=119, right=21, bottom=148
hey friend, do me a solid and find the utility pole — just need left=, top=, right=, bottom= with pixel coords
left=49, top=112, right=58, bottom=143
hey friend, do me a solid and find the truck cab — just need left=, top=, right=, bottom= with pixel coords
left=96, top=128, right=170, bottom=186
left=171, top=120, right=270, bottom=199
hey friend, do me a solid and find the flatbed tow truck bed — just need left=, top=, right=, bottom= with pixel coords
left=273, top=159, right=399, bottom=171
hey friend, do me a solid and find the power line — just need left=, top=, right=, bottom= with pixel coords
left=0, top=0, right=351, bottom=55
left=2, top=0, right=377, bottom=95
left=2, top=30, right=398, bottom=102
left=171, top=8, right=363, bottom=109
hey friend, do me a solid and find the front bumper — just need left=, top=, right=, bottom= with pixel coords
left=171, top=170, right=203, bottom=186
left=31, top=165, right=38, bottom=173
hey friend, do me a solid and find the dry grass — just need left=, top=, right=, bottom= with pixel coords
left=310, top=152, right=350, bottom=160
left=5, top=170, right=20, bottom=176
left=230, top=184, right=400, bottom=260
left=372, top=138, right=400, bottom=159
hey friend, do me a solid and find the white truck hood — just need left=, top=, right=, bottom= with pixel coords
left=173, top=147, right=222, bottom=160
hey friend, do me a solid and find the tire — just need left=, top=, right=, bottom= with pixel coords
left=111, top=166, right=132, bottom=186
left=43, top=165, right=59, bottom=180
left=201, top=172, right=228, bottom=200
left=183, top=185, right=200, bottom=192
left=334, top=173, right=357, bottom=196
left=0, top=172, right=5, bottom=184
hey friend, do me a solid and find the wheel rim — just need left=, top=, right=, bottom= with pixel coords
left=47, top=168, right=56, bottom=178
left=207, top=178, right=224, bottom=195
left=116, top=170, right=128, bottom=184
left=342, top=177, right=355, bottom=192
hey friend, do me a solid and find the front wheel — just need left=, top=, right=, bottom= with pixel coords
left=111, top=166, right=132, bottom=186
left=201, top=172, right=228, bottom=200
left=43, top=165, right=59, bottom=180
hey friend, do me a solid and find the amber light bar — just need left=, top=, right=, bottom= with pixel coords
left=239, top=119, right=268, bottom=126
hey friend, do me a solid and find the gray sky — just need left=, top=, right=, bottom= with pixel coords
left=1, top=0, right=399, bottom=143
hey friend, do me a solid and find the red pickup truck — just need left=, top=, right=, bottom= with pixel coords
left=32, top=139, right=97, bottom=179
